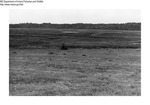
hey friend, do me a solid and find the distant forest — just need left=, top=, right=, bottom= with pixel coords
left=10, top=23, right=141, bottom=30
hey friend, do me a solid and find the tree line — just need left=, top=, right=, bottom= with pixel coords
left=9, top=22, right=141, bottom=30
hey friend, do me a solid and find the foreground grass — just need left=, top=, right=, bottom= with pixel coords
left=9, top=48, right=141, bottom=96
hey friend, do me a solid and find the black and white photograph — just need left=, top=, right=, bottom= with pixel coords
left=9, top=9, right=141, bottom=96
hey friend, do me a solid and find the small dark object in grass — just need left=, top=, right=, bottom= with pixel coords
left=13, top=51, right=17, bottom=54
left=61, top=43, right=68, bottom=50
left=49, top=52, right=54, bottom=54
left=72, top=60, right=78, bottom=62
left=82, top=54, right=86, bottom=56
left=47, top=65, right=51, bottom=67
left=102, top=84, right=105, bottom=86
left=77, top=70, right=85, bottom=73
left=63, top=53, right=66, bottom=55
left=109, top=60, right=112, bottom=62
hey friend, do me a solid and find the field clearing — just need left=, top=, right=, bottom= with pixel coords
left=9, top=28, right=141, bottom=96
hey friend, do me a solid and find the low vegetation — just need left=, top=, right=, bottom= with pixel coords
left=9, top=28, right=141, bottom=96
left=10, top=23, right=141, bottom=30
left=9, top=28, right=141, bottom=49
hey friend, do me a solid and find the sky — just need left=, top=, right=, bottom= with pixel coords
left=9, top=9, right=140, bottom=24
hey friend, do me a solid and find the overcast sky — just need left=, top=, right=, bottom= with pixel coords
left=9, top=9, right=140, bottom=24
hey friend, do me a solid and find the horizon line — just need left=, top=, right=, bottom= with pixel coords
left=10, top=22, right=141, bottom=24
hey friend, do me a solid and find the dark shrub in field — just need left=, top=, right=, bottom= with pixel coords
left=61, top=43, right=68, bottom=50
left=13, top=51, right=17, bottom=54
left=49, top=52, right=54, bottom=54
left=82, top=54, right=86, bottom=56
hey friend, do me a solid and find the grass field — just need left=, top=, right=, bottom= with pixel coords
left=9, top=28, right=140, bottom=49
left=9, top=28, right=141, bottom=96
